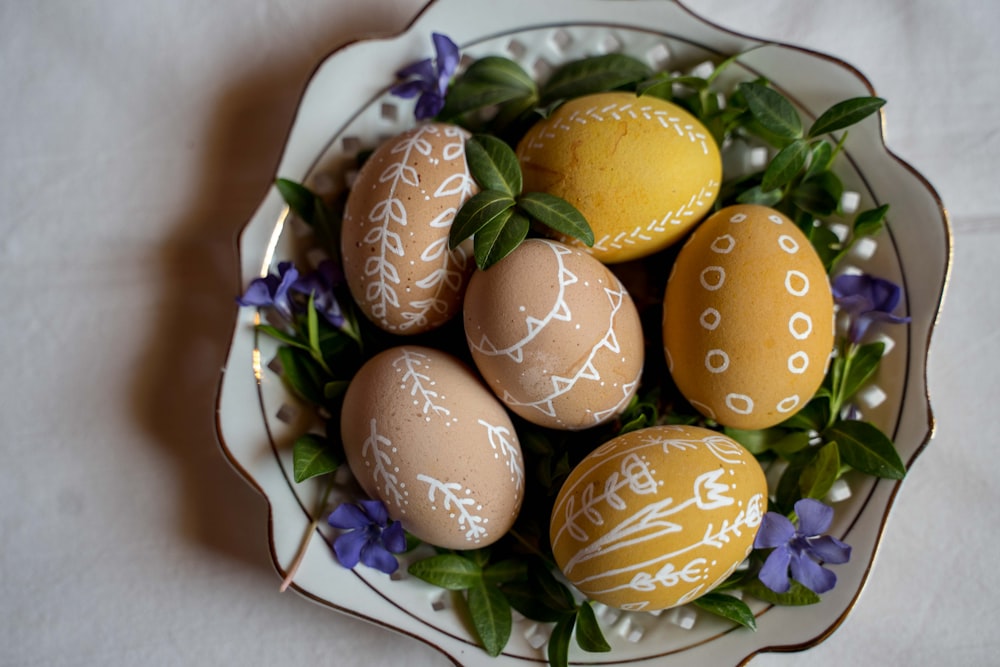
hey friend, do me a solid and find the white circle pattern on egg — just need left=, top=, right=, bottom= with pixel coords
left=662, top=204, right=835, bottom=430
left=341, top=346, right=524, bottom=549
left=342, top=123, right=477, bottom=335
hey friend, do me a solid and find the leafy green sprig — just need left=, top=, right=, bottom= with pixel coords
left=449, top=135, right=593, bottom=269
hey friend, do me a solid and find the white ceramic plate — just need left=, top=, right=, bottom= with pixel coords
left=215, top=1, right=950, bottom=664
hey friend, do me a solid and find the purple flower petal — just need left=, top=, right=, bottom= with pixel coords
left=358, top=498, right=389, bottom=526
left=794, top=498, right=834, bottom=536
left=758, top=545, right=793, bottom=593
left=333, top=529, right=368, bottom=569
left=381, top=521, right=407, bottom=554
left=328, top=503, right=371, bottom=530
left=414, top=92, right=445, bottom=120
left=789, top=551, right=837, bottom=594
left=754, top=512, right=796, bottom=549
left=432, top=32, right=460, bottom=79
left=360, top=541, right=399, bottom=574
left=395, top=57, right=435, bottom=81
left=806, top=535, right=852, bottom=564
left=236, top=277, right=278, bottom=307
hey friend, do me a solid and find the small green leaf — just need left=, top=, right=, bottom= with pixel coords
left=575, top=602, right=612, bottom=652
left=738, top=81, right=803, bottom=141
left=501, top=582, right=571, bottom=623
left=466, top=135, right=522, bottom=197
left=724, top=427, right=787, bottom=457
left=744, top=578, right=821, bottom=606
left=827, top=420, right=906, bottom=479
left=547, top=615, right=576, bottom=667
left=735, top=184, right=783, bottom=207
left=540, top=53, right=652, bottom=105
left=255, top=324, right=311, bottom=353
left=636, top=72, right=708, bottom=99
left=323, top=379, right=350, bottom=400
left=292, top=433, right=339, bottom=482
left=792, top=171, right=842, bottom=217
left=449, top=190, right=516, bottom=249
left=808, top=97, right=886, bottom=138
left=483, top=559, right=528, bottom=585
left=805, top=223, right=842, bottom=270
left=467, top=581, right=512, bottom=657
left=275, top=178, right=342, bottom=258
left=798, top=441, right=841, bottom=500
left=408, top=554, right=482, bottom=590
left=841, top=342, right=885, bottom=401
left=803, top=140, right=834, bottom=181
left=779, top=396, right=829, bottom=432
left=440, top=56, right=537, bottom=119
left=762, top=138, right=808, bottom=192
left=517, top=192, right=594, bottom=245
left=693, top=592, right=758, bottom=631
left=474, top=208, right=530, bottom=269
left=306, top=293, right=321, bottom=354
left=277, top=346, right=327, bottom=406
left=853, top=204, right=889, bottom=239
left=770, top=431, right=812, bottom=458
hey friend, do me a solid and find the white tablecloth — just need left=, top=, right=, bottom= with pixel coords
left=2, top=1, right=995, bottom=665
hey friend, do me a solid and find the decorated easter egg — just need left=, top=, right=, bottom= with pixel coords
left=342, top=123, right=478, bottom=334
left=463, top=238, right=644, bottom=431
left=516, top=92, right=721, bottom=264
left=341, top=345, right=524, bottom=549
left=550, top=425, right=767, bottom=611
left=663, top=204, right=835, bottom=430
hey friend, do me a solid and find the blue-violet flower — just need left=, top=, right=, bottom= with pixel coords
left=390, top=32, right=460, bottom=120
left=832, top=273, right=911, bottom=344
left=328, top=499, right=406, bottom=574
left=291, top=259, right=345, bottom=328
left=754, top=498, right=852, bottom=594
left=236, top=261, right=299, bottom=321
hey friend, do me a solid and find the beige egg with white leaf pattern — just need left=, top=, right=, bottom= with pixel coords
left=342, top=123, right=478, bottom=334
left=341, top=345, right=524, bottom=549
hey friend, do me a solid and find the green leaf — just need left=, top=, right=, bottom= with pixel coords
left=275, top=178, right=342, bottom=258
left=276, top=346, right=327, bottom=406
left=735, top=184, right=783, bottom=207
left=408, top=554, right=483, bottom=590
left=547, top=615, right=576, bottom=667
left=540, top=53, right=652, bottom=105
left=467, top=581, right=512, bottom=657
left=636, top=72, right=708, bottom=99
left=840, top=342, right=885, bottom=402
left=792, top=172, right=842, bottom=217
left=738, top=82, right=803, bottom=141
left=517, top=192, right=594, bottom=245
left=449, top=190, right=516, bottom=249
left=770, top=431, right=812, bottom=458
left=501, top=581, right=571, bottom=623
left=826, top=420, right=906, bottom=479
left=323, top=379, right=350, bottom=400
left=693, top=592, right=757, bottom=631
left=853, top=204, right=889, bottom=239
left=575, top=602, right=611, bottom=652
left=474, top=208, right=530, bottom=269
left=761, top=138, right=808, bottom=192
left=808, top=97, right=886, bottom=138
left=744, top=578, right=821, bottom=606
left=466, top=135, right=522, bottom=197
left=255, top=324, right=311, bottom=353
left=779, top=395, right=829, bottom=432
left=724, top=427, right=788, bottom=457
left=292, top=433, right=339, bottom=482
left=805, top=223, right=842, bottom=270
left=483, top=559, right=528, bottom=585
left=440, top=56, right=537, bottom=119
left=798, top=441, right=841, bottom=500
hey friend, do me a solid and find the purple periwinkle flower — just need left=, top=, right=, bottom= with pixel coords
left=291, top=260, right=345, bottom=328
left=236, top=261, right=299, bottom=320
left=328, top=499, right=406, bottom=574
left=390, top=32, right=460, bottom=120
left=832, top=273, right=911, bottom=344
left=754, top=498, right=852, bottom=594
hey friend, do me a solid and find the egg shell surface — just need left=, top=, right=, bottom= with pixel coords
left=342, top=123, right=477, bottom=335
left=663, top=204, right=835, bottom=430
left=549, top=425, right=767, bottom=611
left=340, top=345, right=524, bottom=549
left=516, top=92, right=721, bottom=264
left=463, top=239, right=644, bottom=431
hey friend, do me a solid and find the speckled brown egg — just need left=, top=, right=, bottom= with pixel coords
left=550, top=425, right=767, bottom=611
left=463, top=238, right=644, bottom=431
left=663, top=204, right=835, bottom=430
left=341, top=345, right=524, bottom=549
left=516, top=92, right=721, bottom=264
left=342, top=123, right=478, bottom=335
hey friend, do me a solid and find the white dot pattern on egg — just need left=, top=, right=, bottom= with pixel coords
left=341, top=123, right=478, bottom=335
left=341, top=346, right=524, bottom=549
left=662, top=204, right=835, bottom=430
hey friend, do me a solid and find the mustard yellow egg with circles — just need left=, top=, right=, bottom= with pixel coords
left=516, top=92, right=721, bottom=263
left=662, top=204, right=835, bottom=430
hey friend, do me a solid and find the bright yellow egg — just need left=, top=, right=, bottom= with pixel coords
left=516, top=92, right=721, bottom=263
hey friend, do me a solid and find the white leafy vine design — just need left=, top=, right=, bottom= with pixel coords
left=392, top=348, right=450, bottom=419
left=478, top=419, right=524, bottom=492
left=359, top=418, right=404, bottom=508
left=416, top=474, right=489, bottom=543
